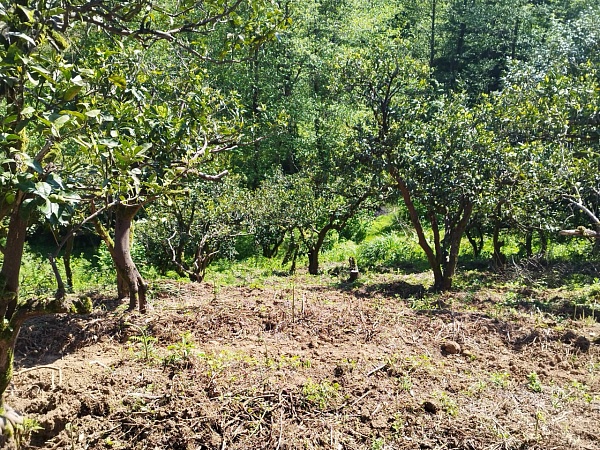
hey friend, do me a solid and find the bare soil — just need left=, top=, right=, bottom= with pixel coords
left=7, top=274, right=600, bottom=449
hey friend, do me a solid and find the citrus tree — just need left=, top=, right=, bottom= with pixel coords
left=0, top=0, right=284, bottom=439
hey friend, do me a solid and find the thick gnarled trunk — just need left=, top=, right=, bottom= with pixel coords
left=93, top=203, right=147, bottom=312
left=113, top=204, right=147, bottom=313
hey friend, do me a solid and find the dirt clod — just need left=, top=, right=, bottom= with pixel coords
left=441, top=341, right=461, bottom=355
left=422, top=401, right=439, bottom=414
left=574, top=335, right=591, bottom=352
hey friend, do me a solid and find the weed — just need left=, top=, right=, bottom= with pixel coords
left=527, top=372, right=543, bottom=393
left=468, top=380, right=488, bottom=395
left=570, top=380, right=593, bottom=403
left=15, top=417, right=43, bottom=449
left=390, top=412, right=404, bottom=436
left=398, top=374, right=413, bottom=392
left=409, top=296, right=435, bottom=310
left=128, top=325, right=157, bottom=361
left=402, top=354, right=435, bottom=373
left=371, top=437, right=386, bottom=450
left=266, top=354, right=310, bottom=370
left=490, top=371, right=510, bottom=388
left=302, top=379, right=340, bottom=410
left=163, top=331, right=196, bottom=368
left=534, top=410, right=546, bottom=438
left=435, top=391, right=458, bottom=417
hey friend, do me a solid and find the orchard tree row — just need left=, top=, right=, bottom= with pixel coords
left=0, top=0, right=599, bottom=438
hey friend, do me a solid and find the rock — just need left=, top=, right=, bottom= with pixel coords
left=441, top=341, right=461, bottom=355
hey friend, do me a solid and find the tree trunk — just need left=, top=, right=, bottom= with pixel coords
left=465, top=224, right=483, bottom=257
left=307, top=249, right=319, bottom=275
left=438, top=200, right=474, bottom=291
left=92, top=212, right=129, bottom=299
left=492, top=223, right=506, bottom=268
left=113, top=204, right=147, bottom=313
left=492, top=203, right=506, bottom=268
left=0, top=200, right=28, bottom=406
left=307, top=226, right=333, bottom=275
left=593, top=223, right=600, bottom=255
left=0, top=204, right=28, bottom=321
left=539, top=230, right=548, bottom=257
left=524, top=230, right=533, bottom=257
left=393, top=175, right=445, bottom=289
left=429, top=0, right=437, bottom=69
left=62, top=230, right=74, bottom=293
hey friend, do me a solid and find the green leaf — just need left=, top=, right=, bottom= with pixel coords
left=51, top=114, right=70, bottom=127
left=46, top=173, right=66, bottom=190
left=24, top=158, right=43, bottom=174
left=108, top=74, right=127, bottom=89
left=6, top=32, right=36, bottom=46
left=63, top=85, right=82, bottom=101
left=16, top=178, right=36, bottom=193
left=60, top=110, right=86, bottom=121
left=85, top=109, right=102, bottom=118
left=34, top=182, right=52, bottom=198
left=40, top=198, right=52, bottom=215
left=0, top=133, right=20, bottom=142
left=16, top=5, right=35, bottom=22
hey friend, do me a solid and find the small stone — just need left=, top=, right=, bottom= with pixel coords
left=441, top=341, right=461, bottom=355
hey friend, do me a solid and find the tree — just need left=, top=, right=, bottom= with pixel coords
left=139, top=177, right=248, bottom=282
left=343, top=29, right=497, bottom=290
left=0, top=0, right=285, bottom=439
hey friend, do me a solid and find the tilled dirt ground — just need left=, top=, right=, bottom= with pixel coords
left=7, top=275, right=600, bottom=449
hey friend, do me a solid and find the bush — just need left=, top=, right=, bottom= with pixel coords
left=358, top=232, right=421, bottom=270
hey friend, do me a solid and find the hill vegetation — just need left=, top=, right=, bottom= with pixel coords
left=0, top=0, right=600, bottom=448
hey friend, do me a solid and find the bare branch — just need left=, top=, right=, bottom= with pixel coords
left=563, top=194, right=600, bottom=225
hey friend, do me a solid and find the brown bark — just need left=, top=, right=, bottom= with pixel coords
left=440, top=199, right=474, bottom=291
left=391, top=170, right=473, bottom=292
left=307, top=225, right=333, bottom=275
left=92, top=210, right=130, bottom=300
left=0, top=198, right=28, bottom=321
left=92, top=203, right=146, bottom=311
left=0, top=199, right=29, bottom=402
left=392, top=174, right=443, bottom=287
left=465, top=224, right=483, bottom=257
left=113, top=204, right=147, bottom=313
left=63, top=230, right=74, bottom=292
left=559, top=228, right=600, bottom=238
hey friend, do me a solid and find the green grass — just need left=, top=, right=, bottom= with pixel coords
left=17, top=206, right=600, bottom=307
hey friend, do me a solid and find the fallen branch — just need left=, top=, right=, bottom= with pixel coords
left=15, top=365, right=63, bottom=387
left=559, top=227, right=600, bottom=238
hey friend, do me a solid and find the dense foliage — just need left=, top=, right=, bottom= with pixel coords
left=1, top=0, right=600, bottom=441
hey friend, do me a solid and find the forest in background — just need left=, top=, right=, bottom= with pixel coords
left=1, top=0, right=600, bottom=446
